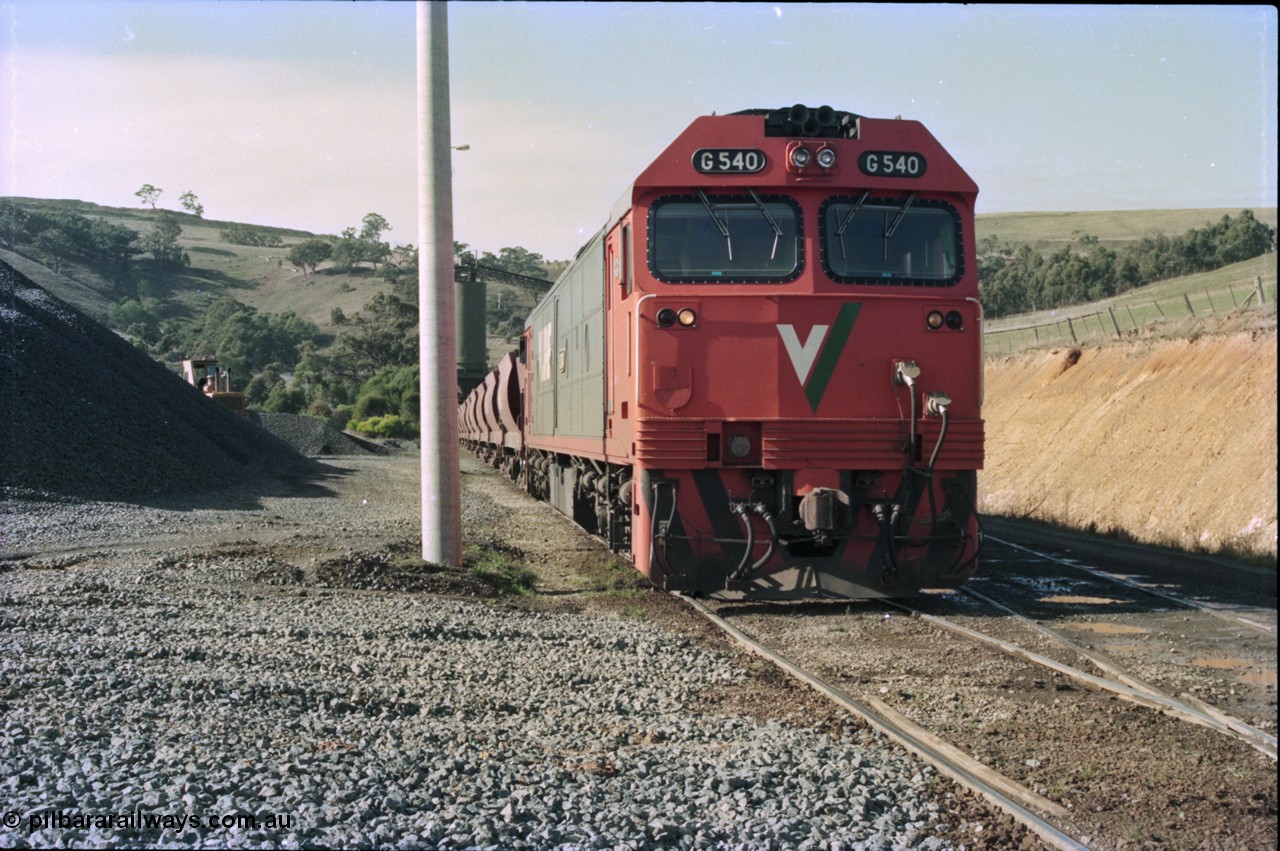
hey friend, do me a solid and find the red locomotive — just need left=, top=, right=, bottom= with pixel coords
left=461, top=104, right=983, bottom=599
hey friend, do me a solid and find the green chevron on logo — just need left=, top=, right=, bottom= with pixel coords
left=776, top=302, right=862, bottom=413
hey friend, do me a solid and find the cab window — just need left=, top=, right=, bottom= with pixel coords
left=820, top=194, right=962, bottom=286
left=649, top=192, right=802, bottom=283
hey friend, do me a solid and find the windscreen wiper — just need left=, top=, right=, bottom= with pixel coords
left=748, top=189, right=782, bottom=260
left=883, top=192, right=916, bottom=239
left=834, top=190, right=870, bottom=260
left=696, top=190, right=732, bottom=261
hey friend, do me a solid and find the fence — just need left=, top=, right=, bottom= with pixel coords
left=983, top=277, right=1276, bottom=354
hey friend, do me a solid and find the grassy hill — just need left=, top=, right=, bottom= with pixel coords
left=984, top=252, right=1276, bottom=350
left=2, top=197, right=557, bottom=354
left=3, top=197, right=390, bottom=336
left=975, top=207, right=1279, bottom=253
left=3, top=197, right=1275, bottom=359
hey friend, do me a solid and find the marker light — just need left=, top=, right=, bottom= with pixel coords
left=926, top=310, right=945, bottom=330
left=657, top=308, right=677, bottom=327
left=677, top=308, right=697, bottom=327
left=945, top=310, right=964, bottom=330
left=815, top=147, right=837, bottom=169
left=789, top=146, right=812, bottom=169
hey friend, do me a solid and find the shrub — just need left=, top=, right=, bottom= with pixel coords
left=350, top=364, right=419, bottom=424
left=221, top=224, right=283, bottom=247
left=289, top=238, right=332, bottom=274
left=346, top=414, right=417, bottom=439
left=262, top=385, right=308, bottom=414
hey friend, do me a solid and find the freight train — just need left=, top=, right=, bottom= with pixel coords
left=460, top=104, right=983, bottom=599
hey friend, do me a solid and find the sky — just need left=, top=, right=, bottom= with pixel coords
left=1, top=2, right=1276, bottom=262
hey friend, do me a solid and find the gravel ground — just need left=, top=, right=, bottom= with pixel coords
left=1, top=263, right=1027, bottom=849
left=0, top=451, right=1020, bottom=850
left=247, top=413, right=387, bottom=457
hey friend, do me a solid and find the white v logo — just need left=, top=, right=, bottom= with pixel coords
left=777, top=324, right=829, bottom=386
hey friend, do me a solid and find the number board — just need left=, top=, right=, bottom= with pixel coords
left=858, top=151, right=927, bottom=178
left=693, top=148, right=767, bottom=174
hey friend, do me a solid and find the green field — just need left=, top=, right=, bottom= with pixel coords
left=975, top=207, right=1278, bottom=252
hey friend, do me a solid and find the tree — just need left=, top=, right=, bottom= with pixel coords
left=391, top=243, right=418, bottom=268
left=338, top=292, right=418, bottom=374
left=33, top=228, right=76, bottom=273
left=175, top=296, right=321, bottom=383
left=330, top=228, right=365, bottom=272
left=288, top=238, right=332, bottom=274
left=140, top=211, right=189, bottom=269
left=358, top=213, right=392, bottom=270
left=219, top=224, right=283, bottom=247
left=179, top=190, right=204, bottom=218
left=493, top=246, right=547, bottom=278
left=292, top=341, right=360, bottom=408
left=327, top=213, right=395, bottom=271
left=1216, top=210, right=1275, bottom=265
left=88, top=218, right=141, bottom=278
left=135, top=184, right=162, bottom=209
left=360, top=213, right=391, bottom=243
left=262, top=385, right=308, bottom=414
left=107, top=298, right=161, bottom=343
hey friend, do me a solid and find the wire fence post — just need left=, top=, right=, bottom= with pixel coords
left=1257, top=276, right=1267, bottom=306
left=1107, top=306, right=1121, bottom=338
left=1183, top=293, right=1195, bottom=317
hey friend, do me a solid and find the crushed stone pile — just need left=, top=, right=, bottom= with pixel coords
left=1, top=260, right=316, bottom=501
left=247, top=411, right=387, bottom=457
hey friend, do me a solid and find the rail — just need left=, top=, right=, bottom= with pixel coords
left=680, top=595, right=1091, bottom=851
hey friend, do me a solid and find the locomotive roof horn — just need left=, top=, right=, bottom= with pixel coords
left=740, top=104, right=860, bottom=139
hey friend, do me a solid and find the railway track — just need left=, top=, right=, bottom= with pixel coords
left=685, top=526, right=1277, bottom=849
left=682, top=595, right=1089, bottom=851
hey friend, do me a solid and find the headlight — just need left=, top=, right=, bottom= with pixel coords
left=789, top=146, right=811, bottom=169
left=926, top=310, right=945, bottom=330
left=657, top=307, right=697, bottom=328
left=728, top=435, right=752, bottom=458
left=816, top=147, right=836, bottom=169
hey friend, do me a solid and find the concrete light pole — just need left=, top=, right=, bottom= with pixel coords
left=417, top=0, right=461, bottom=567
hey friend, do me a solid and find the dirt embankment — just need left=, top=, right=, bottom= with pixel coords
left=980, top=315, right=1278, bottom=559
